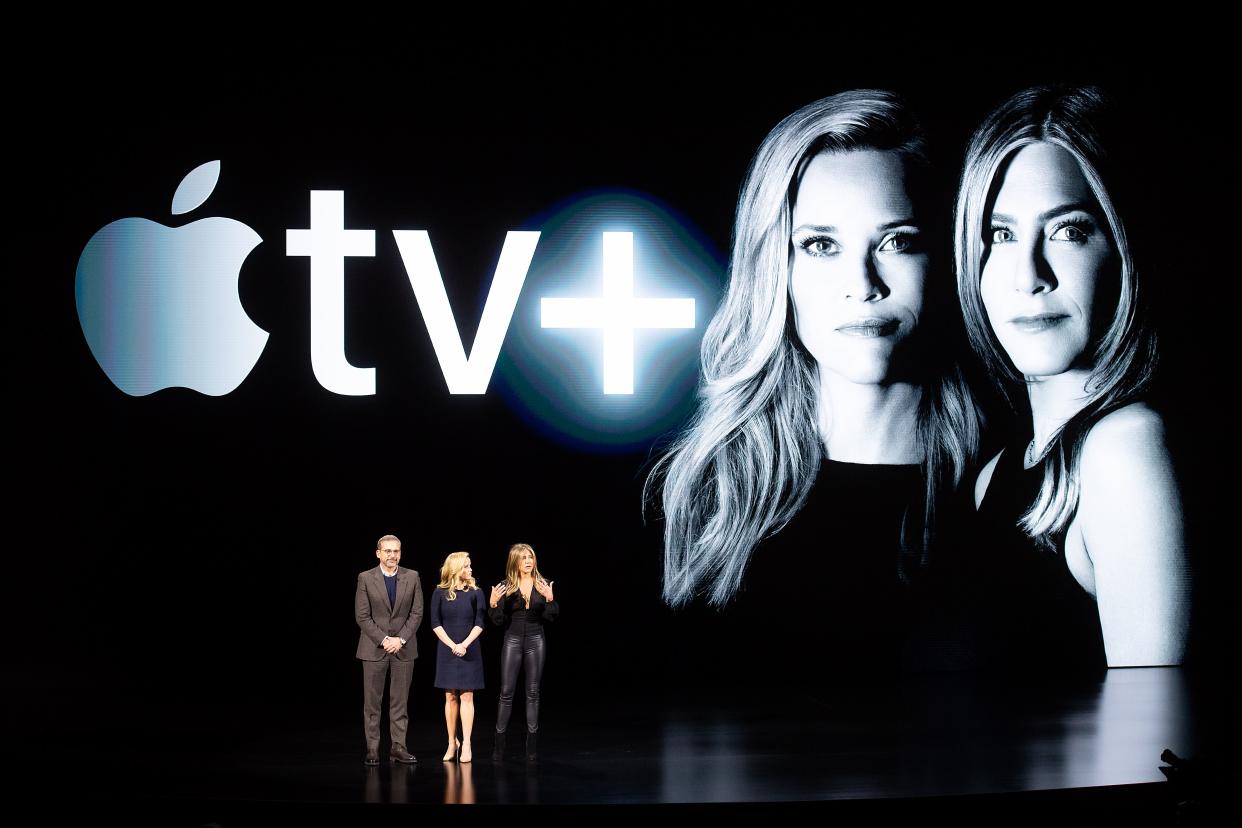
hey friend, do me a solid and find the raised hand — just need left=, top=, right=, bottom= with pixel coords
left=535, top=577, right=554, bottom=602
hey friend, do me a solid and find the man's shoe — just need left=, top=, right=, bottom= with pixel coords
left=364, top=749, right=379, bottom=766
left=390, top=744, right=418, bottom=764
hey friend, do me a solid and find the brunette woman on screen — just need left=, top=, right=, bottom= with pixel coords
left=646, top=90, right=981, bottom=676
left=488, top=543, right=557, bottom=759
left=954, top=86, right=1190, bottom=669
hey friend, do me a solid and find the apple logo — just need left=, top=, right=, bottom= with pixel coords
left=75, top=160, right=267, bottom=396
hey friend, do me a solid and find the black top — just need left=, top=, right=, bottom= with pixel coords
left=667, top=459, right=934, bottom=690
left=738, top=459, right=923, bottom=668
left=488, top=586, right=559, bottom=637
left=965, top=438, right=1107, bottom=674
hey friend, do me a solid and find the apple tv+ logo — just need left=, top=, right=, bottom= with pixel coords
left=76, top=161, right=267, bottom=396
left=76, top=162, right=698, bottom=400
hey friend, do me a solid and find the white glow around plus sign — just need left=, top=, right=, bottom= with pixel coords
left=540, top=232, right=695, bottom=395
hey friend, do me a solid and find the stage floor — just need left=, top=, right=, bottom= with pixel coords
left=15, top=666, right=1229, bottom=824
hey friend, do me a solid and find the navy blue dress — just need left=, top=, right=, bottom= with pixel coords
left=431, top=586, right=486, bottom=690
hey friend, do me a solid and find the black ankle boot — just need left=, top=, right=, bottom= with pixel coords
left=492, top=730, right=507, bottom=761
left=525, top=731, right=538, bottom=761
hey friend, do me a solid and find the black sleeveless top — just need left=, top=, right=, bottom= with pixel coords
left=967, top=438, right=1107, bottom=673
left=667, top=459, right=928, bottom=690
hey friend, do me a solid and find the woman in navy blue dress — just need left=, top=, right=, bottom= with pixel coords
left=430, top=551, right=485, bottom=763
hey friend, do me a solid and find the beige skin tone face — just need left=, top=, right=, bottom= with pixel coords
left=376, top=541, right=401, bottom=575
left=981, top=141, right=1113, bottom=379
left=789, top=149, right=927, bottom=385
left=788, top=149, right=927, bottom=464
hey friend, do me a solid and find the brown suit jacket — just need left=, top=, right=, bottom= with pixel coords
left=355, top=565, right=424, bottom=661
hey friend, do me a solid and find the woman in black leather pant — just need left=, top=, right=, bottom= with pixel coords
left=488, top=543, right=557, bottom=759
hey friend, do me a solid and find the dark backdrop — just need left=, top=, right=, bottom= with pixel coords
left=8, top=20, right=1234, bottom=756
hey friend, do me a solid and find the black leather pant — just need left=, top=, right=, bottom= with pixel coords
left=495, top=632, right=546, bottom=734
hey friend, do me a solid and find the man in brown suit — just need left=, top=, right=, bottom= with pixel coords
left=356, top=533, right=424, bottom=765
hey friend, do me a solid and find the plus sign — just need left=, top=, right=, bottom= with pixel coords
left=541, top=232, right=695, bottom=394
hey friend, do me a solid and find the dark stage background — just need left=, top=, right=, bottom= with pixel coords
left=8, top=21, right=1236, bottom=779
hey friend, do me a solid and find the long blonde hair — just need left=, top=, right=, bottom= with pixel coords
left=437, top=551, right=477, bottom=600
left=954, top=86, right=1155, bottom=545
left=647, top=90, right=980, bottom=607
left=502, top=543, right=545, bottom=596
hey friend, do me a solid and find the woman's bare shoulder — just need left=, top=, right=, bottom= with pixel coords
left=1078, top=402, right=1179, bottom=550
left=1081, top=402, right=1171, bottom=479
